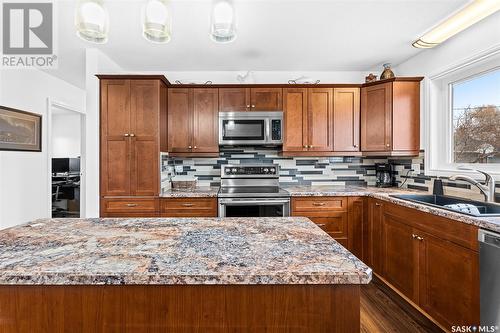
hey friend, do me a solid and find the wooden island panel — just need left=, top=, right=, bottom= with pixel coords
left=0, top=284, right=360, bottom=333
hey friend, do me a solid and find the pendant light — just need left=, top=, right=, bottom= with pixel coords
left=210, top=0, right=236, bottom=43
left=142, top=0, right=172, bottom=43
left=75, top=0, right=109, bottom=44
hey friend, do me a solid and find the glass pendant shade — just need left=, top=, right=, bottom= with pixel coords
left=142, top=0, right=171, bottom=43
left=75, top=0, right=109, bottom=44
left=210, top=0, right=236, bottom=43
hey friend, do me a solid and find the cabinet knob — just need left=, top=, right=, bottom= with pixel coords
left=303, top=145, right=307, bottom=148
left=353, top=144, right=358, bottom=148
left=130, top=133, right=135, bottom=137
left=251, top=105, right=255, bottom=108
left=386, top=143, right=390, bottom=147
left=375, top=203, right=381, bottom=206
left=124, top=133, right=129, bottom=137
left=194, top=146, right=197, bottom=149
left=188, top=146, right=192, bottom=149
left=246, top=105, right=250, bottom=108
left=308, top=145, right=313, bottom=148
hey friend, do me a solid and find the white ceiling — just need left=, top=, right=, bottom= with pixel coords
left=46, top=0, right=469, bottom=88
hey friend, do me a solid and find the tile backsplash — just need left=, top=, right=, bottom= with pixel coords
left=162, top=148, right=499, bottom=201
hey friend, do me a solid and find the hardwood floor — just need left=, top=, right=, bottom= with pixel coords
left=361, top=278, right=443, bottom=333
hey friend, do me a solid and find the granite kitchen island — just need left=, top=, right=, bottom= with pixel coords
left=0, top=217, right=371, bottom=333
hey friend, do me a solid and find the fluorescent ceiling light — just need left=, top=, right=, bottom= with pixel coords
left=75, top=0, right=109, bottom=44
left=413, top=0, right=500, bottom=48
left=142, top=0, right=172, bottom=44
left=210, top=0, right=237, bottom=43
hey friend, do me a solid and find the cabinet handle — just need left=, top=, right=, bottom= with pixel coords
left=194, top=146, right=197, bottom=149
left=251, top=105, right=255, bottom=108
left=412, top=234, right=424, bottom=241
left=312, top=202, right=326, bottom=206
left=130, top=134, right=135, bottom=137
left=126, top=203, right=138, bottom=207
left=316, top=223, right=326, bottom=227
left=182, top=203, right=194, bottom=207
left=246, top=105, right=250, bottom=108
left=124, top=133, right=129, bottom=137
left=188, top=146, right=192, bottom=149
left=353, top=144, right=358, bottom=148
left=303, top=145, right=307, bottom=148
left=375, top=203, right=381, bottom=206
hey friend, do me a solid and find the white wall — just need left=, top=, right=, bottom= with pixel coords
left=394, top=11, right=500, bottom=150
left=51, top=113, right=81, bottom=158
left=0, top=69, right=85, bottom=229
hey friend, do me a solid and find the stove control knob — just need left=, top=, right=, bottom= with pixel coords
left=225, top=167, right=231, bottom=174
left=232, top=168, right=238, bottom=173
left=263, top=168, right=269, bottom=173
left=270, top=168, right=276, bottom=173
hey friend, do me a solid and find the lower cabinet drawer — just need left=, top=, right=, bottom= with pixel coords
left=101, top=198, right=159, bottom=216
left=161, top=198, right=217, bottom=217
left=292, top=197, right=347, bottom=212
left=306, top=213, right=348, bottom=239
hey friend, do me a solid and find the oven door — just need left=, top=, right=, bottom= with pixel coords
left=219, top=118, right=267, bottom=145
left=218, top=198, right=290, bottom=217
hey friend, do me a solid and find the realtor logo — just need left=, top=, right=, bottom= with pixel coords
left=2, top=2, right=57, bottom=68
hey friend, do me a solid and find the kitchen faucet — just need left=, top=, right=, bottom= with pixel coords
left=449, top=168, right=496, bottom=203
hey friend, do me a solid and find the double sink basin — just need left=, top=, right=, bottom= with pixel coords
left=390, top=194, right=500, bottom=217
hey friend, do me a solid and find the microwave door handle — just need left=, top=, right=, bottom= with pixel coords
left=265, top=119, right=270, bottom=142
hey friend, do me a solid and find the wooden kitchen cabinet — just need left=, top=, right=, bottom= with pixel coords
left=347, top=197, right=365, bottom=261
left=360, top=78, right=422, bottom=156
left=161, top=198, right=218, bottom=217
left=367, top=198, right=383, bottom=273
left=219, top=88, right=282, bottom=111
left=418, top=230, right=479, bottom=329
left=333, top=88, right=360, bottom=153
left=99, top=77, right=167, bottom=217
left=291, top=197, right=348, bottom=247
left=373, top=201, right=480, bottom=329
left=283, top=88, right=333, bottom=154
left=168, top=88, right=219, bottom=155
left=381, top=211, right=418, bottom=302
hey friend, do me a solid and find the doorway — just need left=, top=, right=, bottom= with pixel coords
left=47, top=100, right=86, bottom=218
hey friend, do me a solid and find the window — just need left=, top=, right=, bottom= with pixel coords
left=451, top=69, right=500, bottom=164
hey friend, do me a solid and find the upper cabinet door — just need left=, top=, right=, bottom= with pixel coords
left=168, top=88, right=192, bottom=152
left=130, top=80, right=159, bottom=139
left=361, top=83, right=392, bottom=152
left=307, top=88, right=333, bottom=152
left=219, top=88, right=250, bottom=112
left=250, top=88, right=283, bottom=111
left=100, top=79, right=131, bottom=196
left=283, top=88, right=308, bottom=151
left=193, top=88, right=219, bottom=153
left=333, top=88, right=360, bottom=152
left=101, top=80, right=131, bottom=138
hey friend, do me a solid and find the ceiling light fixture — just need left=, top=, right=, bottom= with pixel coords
left=142, top=0, right=172, bottom=44
left=210, top=0, right=236, bottom=43
left=413, top=0, right=500, bottom=48
left=75, top=0, right=109, bottom=44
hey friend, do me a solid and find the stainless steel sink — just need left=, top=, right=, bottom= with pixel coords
left=390, top=194, right=500, bottom=217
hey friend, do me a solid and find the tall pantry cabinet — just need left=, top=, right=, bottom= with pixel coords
left=99, top=76, right=168, bottom=217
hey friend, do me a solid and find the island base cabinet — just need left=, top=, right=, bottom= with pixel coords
left=0, top=284, right=360, bottom=333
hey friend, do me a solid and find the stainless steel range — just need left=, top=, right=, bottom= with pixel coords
left=218, top=164, right=290, bottom=217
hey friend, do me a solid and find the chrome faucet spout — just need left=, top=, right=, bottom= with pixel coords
left=449, top=170, right=496, bottom=203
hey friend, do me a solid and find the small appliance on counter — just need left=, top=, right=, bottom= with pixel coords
left=375, top=163, right=394, bottom=187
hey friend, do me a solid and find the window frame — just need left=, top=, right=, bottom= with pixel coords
left=425, top=48, right=500, bottom=180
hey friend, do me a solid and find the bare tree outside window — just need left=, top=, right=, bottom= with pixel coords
left=452, top=69, right=500, bottom=164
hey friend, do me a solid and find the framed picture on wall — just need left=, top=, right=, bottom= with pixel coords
left=0, top=106, right=42, bottom=152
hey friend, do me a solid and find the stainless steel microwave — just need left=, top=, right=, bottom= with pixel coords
left=218, top=111, right=283, bottom=146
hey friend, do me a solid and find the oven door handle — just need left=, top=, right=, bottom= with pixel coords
left=219, top=199, right=290, bottom=205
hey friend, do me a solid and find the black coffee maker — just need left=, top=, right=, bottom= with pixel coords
left=375, top=163, right=394, bottom=187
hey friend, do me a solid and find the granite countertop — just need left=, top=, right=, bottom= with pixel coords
left=283, top=185, right=500, bottom=233
left=0, top=217, right=372, bottom=285
left=160, top=186, right=219, bottom=198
